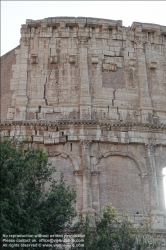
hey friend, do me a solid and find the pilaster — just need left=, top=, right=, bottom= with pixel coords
left=91, top=170, right=100, bottom=212
left=80, top=140, right=95, bottom=215
left=140, top=173, right=151, bottom=213
left=78, top=37, right=92, bottom=119
left=73, top=170, right=83, bottom=213
left=133, top=26, right=153, bottom=123
left=145, top=143, right=160, bottom=213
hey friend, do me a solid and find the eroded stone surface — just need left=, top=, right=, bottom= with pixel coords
left=1, top=17, right=166, bottom=244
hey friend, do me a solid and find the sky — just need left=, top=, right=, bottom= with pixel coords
left=1, top=1, right=166, bottom=206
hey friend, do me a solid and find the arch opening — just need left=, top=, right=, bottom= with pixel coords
left=98, top=155, right=144, bottom=214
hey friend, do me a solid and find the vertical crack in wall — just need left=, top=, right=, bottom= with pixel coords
left=26, top=36, right=31, bottom=119
left=44, top=69, right=52, bottom=106
left=43, top=39, right=52, bottom=106
left=112, top=89, right=116, bottom=106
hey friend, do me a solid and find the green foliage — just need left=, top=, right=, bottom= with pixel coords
left=74, top=203, right=161, bottom=250
left=0, top=139, right=76, bottom=245
left=39, top=177, right=76, bottom=234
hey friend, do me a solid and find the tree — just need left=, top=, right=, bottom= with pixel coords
left=0, top=139, right=76, bottom=248
left=74, top=203, right=161, bottom=250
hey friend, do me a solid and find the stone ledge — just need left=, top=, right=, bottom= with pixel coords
left=1, top=119, right=166, bottom=129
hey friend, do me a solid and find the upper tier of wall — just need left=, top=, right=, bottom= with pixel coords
left=1, top=17, right=166, bottom=124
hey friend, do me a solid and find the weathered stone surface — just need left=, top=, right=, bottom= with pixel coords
left=1, top=17, right=166, bottom=245
left=0, top=46, right=20, bottom=120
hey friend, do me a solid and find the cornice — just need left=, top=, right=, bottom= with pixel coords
left=25, top=17, right=122, bottom=28
left=1, top=120, right=166, bottom=130
left=1, top=120, right=166, bottom=146
left=21, top=17, right=166, bottom=39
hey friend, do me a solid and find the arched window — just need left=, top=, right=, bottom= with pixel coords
left=163, top=167, right=166, bottom=207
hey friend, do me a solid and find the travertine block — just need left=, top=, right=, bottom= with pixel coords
left=150, top=61, right=157, bottom=69
left=33, top=136, right=44, bottom=143
left=128, top=58, right=136, bottom=67
left=69, top=55, right=76, bottom=63
left=10, top=80, right=19, bottom=90
left=109, top=63, right=117, bottom=71
left=50, top=55, right=58, bottom=64
left=91, top=55, right=98, bottom=64
left=15, top=96, right=28, bottom=106
left=103, top=63, right=117, bottom=71
left=103, top=50, right=115, bottom=57
left=30, top=54, right=38, bottom=64
left=44, top=138, right=55, bottom=144
left=17, top=90, right=26, bottom=95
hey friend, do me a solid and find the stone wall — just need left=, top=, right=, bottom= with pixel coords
left=1, top=17, right=165, bottom=124
left=1, top=17, right=166, bottom=245
left=0, top=46, right=19, bottom=120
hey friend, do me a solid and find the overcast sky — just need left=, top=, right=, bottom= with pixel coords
left=1, top=0, right=166, bottom=205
